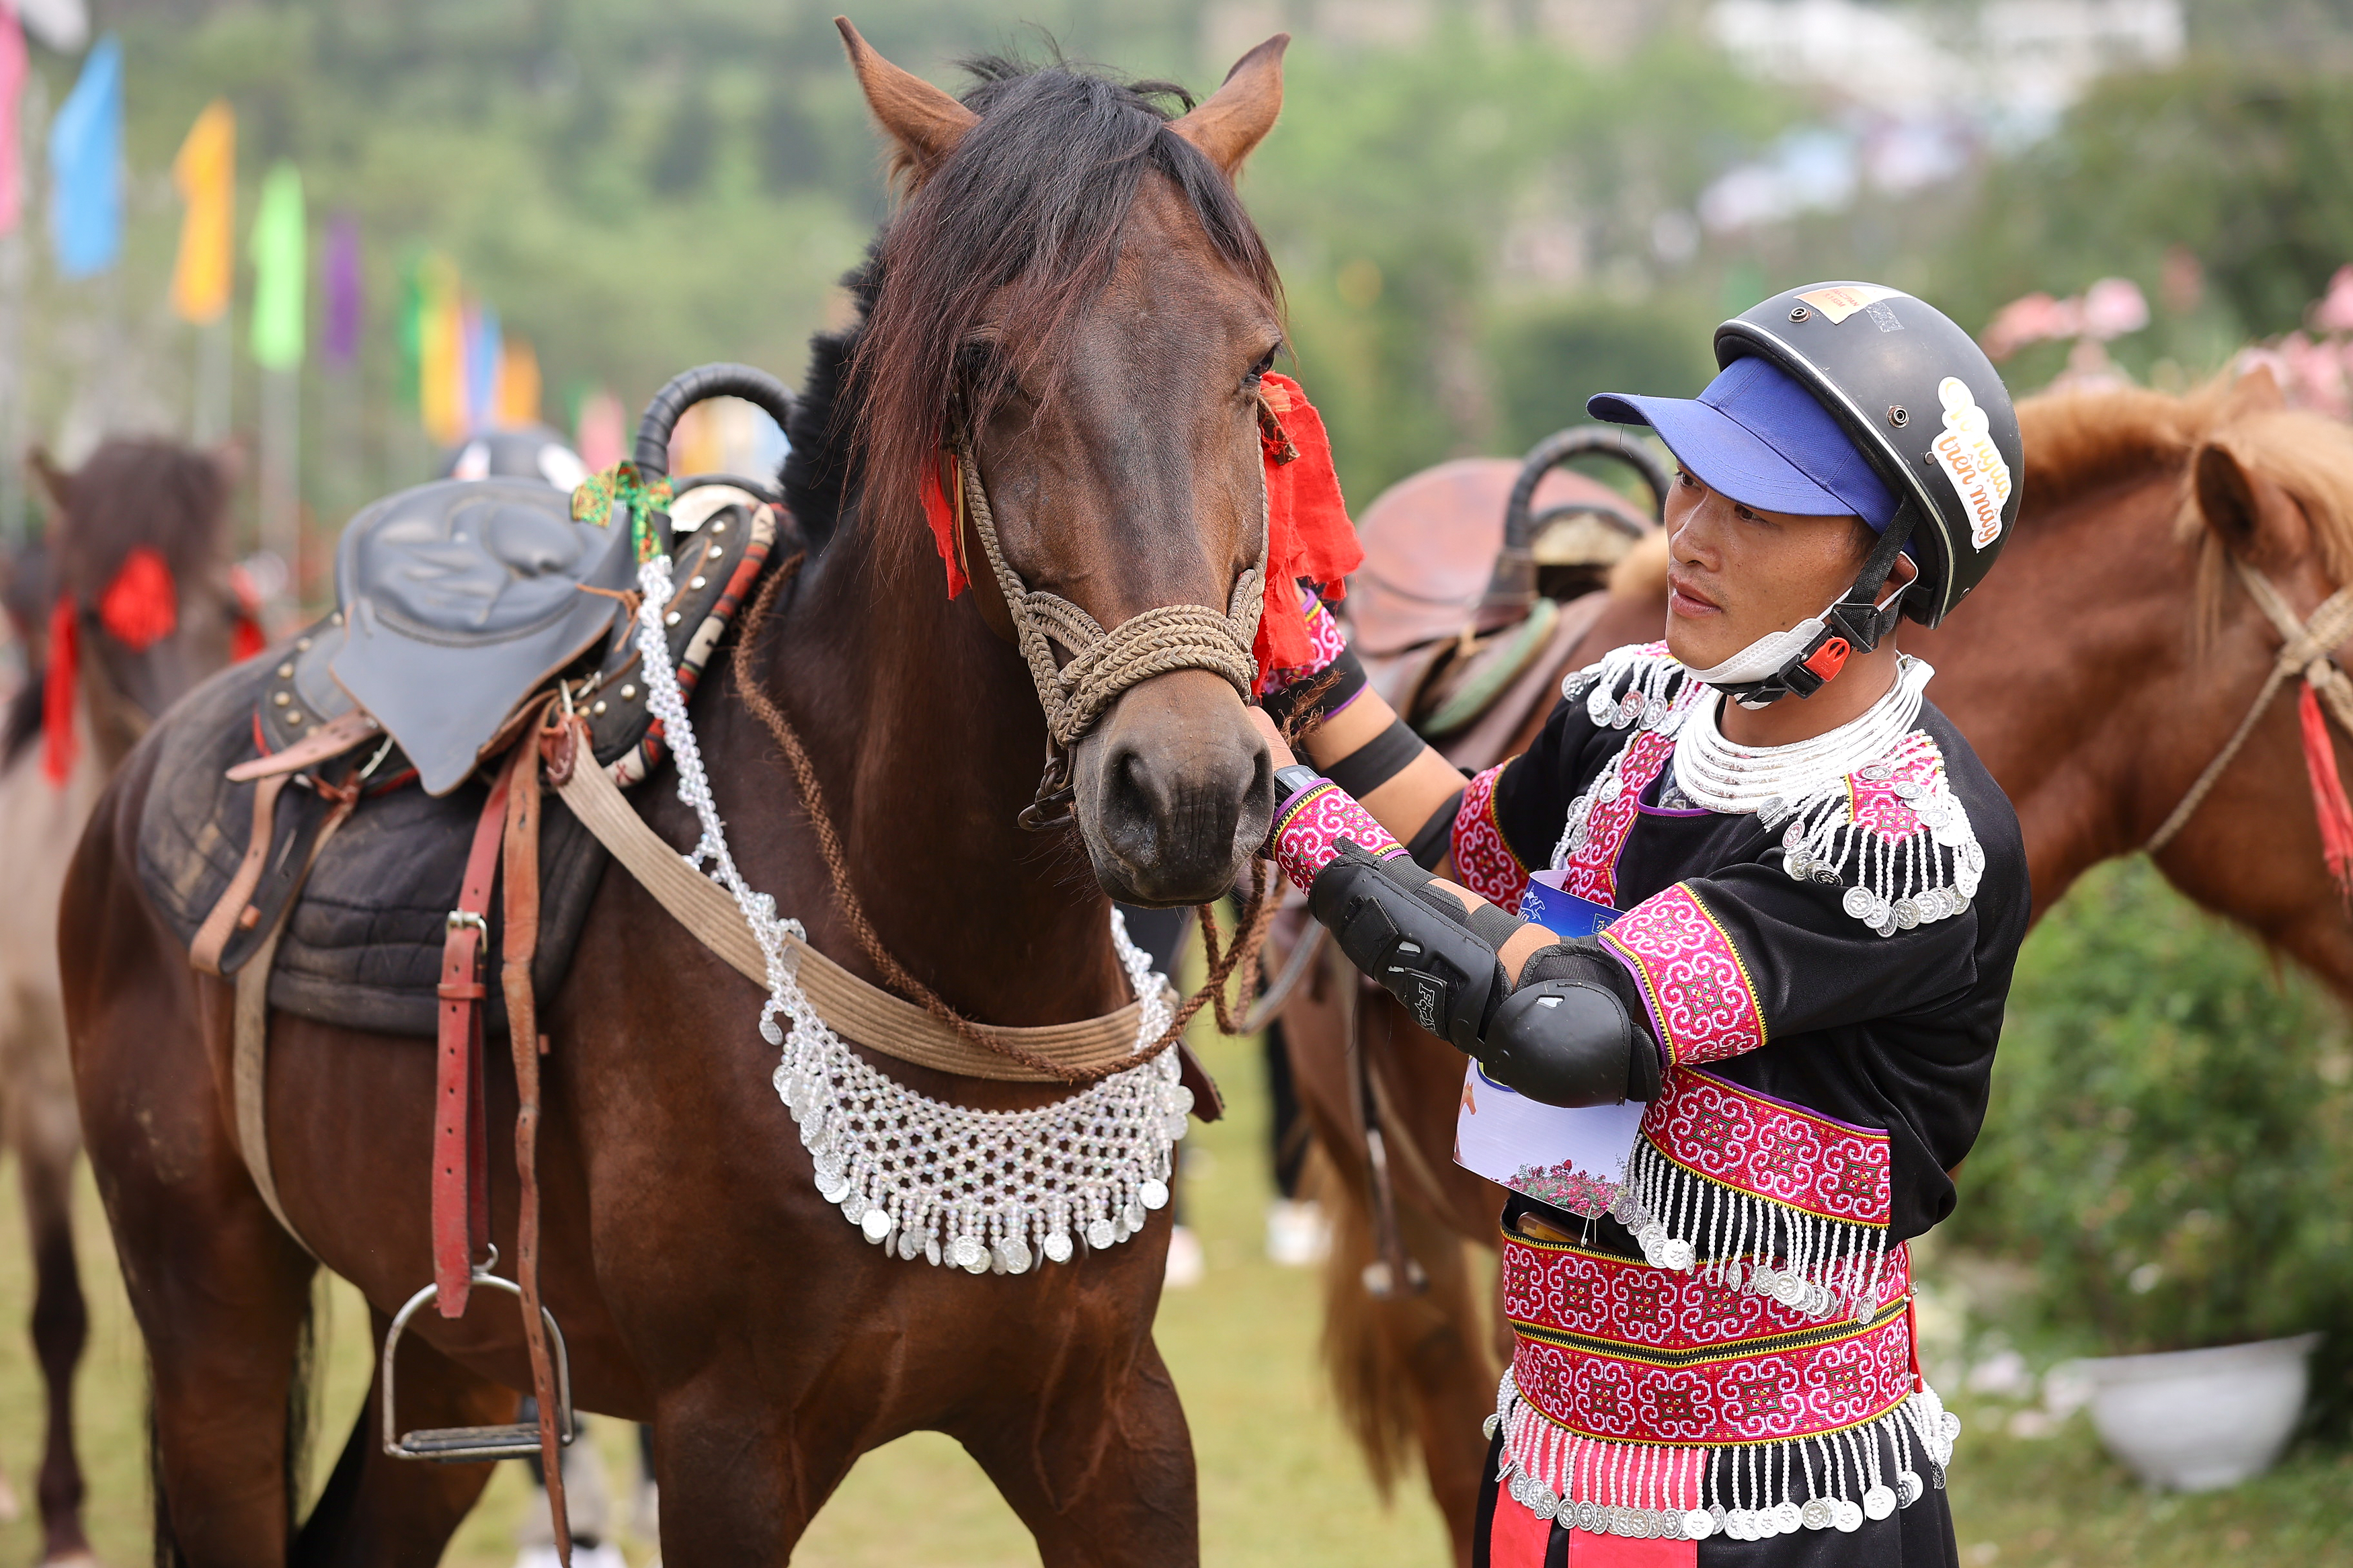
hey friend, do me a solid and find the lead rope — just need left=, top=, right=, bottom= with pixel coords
left=2146, top=558, right=2353, bottom=860
left=731, top=552, right=1281, bottom=1074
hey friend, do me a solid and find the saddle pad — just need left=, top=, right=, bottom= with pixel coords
left=136, top=651, right=608, bottom=1037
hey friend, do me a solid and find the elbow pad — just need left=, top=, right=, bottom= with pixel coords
left=1487, top=944, right=1662, bottom=1107
left=1307, top=840, right=1514, bottom=1055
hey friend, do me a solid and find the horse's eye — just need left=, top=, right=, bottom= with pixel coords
left=1246, top=345, right=1279, bottom=385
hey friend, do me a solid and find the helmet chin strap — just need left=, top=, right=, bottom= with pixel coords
left=1687, top=507, right=1919, bottom=708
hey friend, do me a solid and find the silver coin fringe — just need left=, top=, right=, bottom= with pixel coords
left=1490, top=1367, right=1960, bottom=1543
left=1553, top=647, right=1697, bottom=868
left=1609, top=1142, right=1894, bottom=1325
left=630, top=556, right=1191, bottom=1277
left=1759, top=733, right=1985, bottom=938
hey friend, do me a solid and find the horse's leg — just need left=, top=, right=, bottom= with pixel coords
left=3, top=1019, right=93, bottom=1567
left=65, top=810, right=316, bottom=1565
left=292, top=1307, right=518, bottom=1568
left=958, top=1319, right=1198, bottom=1568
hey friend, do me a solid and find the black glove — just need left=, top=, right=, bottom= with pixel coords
left=1306, top=842, right=1660, bottom=1107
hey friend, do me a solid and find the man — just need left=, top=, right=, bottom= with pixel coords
left=1252, top=283, right=2027, bottom=1565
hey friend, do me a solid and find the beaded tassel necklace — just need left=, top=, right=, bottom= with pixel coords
left=630, top=553, right=1191, bottom=1274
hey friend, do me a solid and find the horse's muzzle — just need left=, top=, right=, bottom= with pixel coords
left=1070, top=669, right=1271, bottom=907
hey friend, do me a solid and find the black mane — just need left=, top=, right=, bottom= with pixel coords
left=780, top=48, right=1279, bottom=564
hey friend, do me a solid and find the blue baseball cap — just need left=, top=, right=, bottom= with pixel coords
left=1588, top=356, right=1901, bottom=530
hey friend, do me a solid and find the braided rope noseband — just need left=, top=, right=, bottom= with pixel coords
left=951, top=414, right=1271, bottom=827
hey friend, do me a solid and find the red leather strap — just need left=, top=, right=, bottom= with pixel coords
left=433, top=769, right=512, bottom=1319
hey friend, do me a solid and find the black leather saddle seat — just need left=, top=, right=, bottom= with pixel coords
left=282, top=479, right=641, bottom=796
left=136, top=479, right=788, bottom=1037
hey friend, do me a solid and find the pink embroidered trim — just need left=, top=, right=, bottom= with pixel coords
left=1561, top=728, right=1674, bottom=907
left=1640, top=1068, right=1892, bottom=1229
left=1503, top=1235, right=1914, bottom=1447
left=1601, top=884, right=1767, bottom=1068
left=1845, top=731, right=1947, bottom=841
left=1270, top=779, right=1406, bottom=886
left=1254, top=588, right=1349, bottom=697
left=1453, top=763, right=1528, bottom=910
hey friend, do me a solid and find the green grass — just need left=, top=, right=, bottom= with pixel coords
left=1, top=1017, right=2347, bottom=1563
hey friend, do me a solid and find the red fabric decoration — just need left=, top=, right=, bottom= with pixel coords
left=914, top=376, right=1365, bottom=688
left=231, top=616, right=266, bottom=663
left=2299, top=681, right=2353, bottom=902
left=1254, top=373, right=1363, bottom=683
left=40, top=595, right=77, bottom=786
left=919, top=452, right=969, bottom=600
left=97, top=546, right=177, bottom=651
left=227, top=560, right=268, bottom=663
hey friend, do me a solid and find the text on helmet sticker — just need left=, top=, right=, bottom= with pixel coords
left=1796, top=284, right=1902, bottom=324
left=1931, top=376, right=2012, bottom=550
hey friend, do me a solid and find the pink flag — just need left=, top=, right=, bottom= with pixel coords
left=0, top=9, right=26, bottom=237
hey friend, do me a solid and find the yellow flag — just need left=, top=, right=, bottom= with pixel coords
left=417, top=255, right=463, bottom=444
left=497, top=335, right=542, bottom=428
left=169, top=100, right=234, bottom=325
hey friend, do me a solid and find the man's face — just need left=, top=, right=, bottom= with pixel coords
left=1659, top=465, right=1877, bottom=670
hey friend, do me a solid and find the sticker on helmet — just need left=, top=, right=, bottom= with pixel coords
left=1796, top=284, right=1903, bottom=324
left=1931, top=376, right=2012, bottom=550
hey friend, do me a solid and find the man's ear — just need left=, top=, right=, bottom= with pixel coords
left=836, top=17, right=978, bottom=184
left=1171, top=34, right=1287, bottom=177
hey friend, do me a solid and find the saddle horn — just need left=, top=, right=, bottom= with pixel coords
left=1484, top=426, right=1671, bottom=616
left=632, top=364, right=801, bottom=557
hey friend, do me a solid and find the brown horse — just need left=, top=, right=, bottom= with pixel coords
left=63, top=28, right=1291, bottom=1567
left=1280, top=368, right=2353, bottom=1560
left=0, top=439, right=241, bottom=1567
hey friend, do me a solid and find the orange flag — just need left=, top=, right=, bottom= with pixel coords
left=169, top=100, right=235, bottom=325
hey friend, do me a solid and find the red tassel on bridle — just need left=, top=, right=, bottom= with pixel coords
left=2297, top=677, right=2353, bottom=903
left=97, top=546, right=178, bottom=650
left=40, top=595, right=77, bottom=786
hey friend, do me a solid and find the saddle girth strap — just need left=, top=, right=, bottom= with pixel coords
left=501, top=728, right=571, bottom=1561
left=432, top=766, right=510, bottom=1321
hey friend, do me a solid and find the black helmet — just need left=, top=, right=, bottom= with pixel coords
left=436, top=425, right=590, bottom=493
left=1716, top=283, right=2021, bottom=631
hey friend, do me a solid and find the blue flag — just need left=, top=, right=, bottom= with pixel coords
left=48, top=33, right=120, bottom=278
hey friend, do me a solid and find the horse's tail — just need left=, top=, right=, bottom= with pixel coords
left=1312, top=1147, right=1423, bottom=1499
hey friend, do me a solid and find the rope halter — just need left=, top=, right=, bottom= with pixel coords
left=949, top=421, right=1271, bottom=827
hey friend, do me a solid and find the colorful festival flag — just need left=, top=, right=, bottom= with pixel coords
left=46, top=32, right=120, bottom=278
left=0, top=12, right=28, bottom=237
left=465, top=304, right=500, bottom=431
left=497, top=336, right=541, bottom=427
left=169, top=100, right=235, bottom=324
left=247, top=161, right=305, bottom=369
left=574, top=387, right=625, bottom=472
left=323, top=212, right=362, bottom=364
left=414, top=252, right=463, bottom=443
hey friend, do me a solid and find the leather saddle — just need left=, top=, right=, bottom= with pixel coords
left=134, top=477, right=788, bottom=1036
left=1346, top=431, right=1663, bottom=766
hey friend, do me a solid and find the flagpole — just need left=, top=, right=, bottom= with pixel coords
left=260, top=363, right=296, bottom=587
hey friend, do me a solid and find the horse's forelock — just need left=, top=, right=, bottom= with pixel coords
left=844, top=54, right=1281, bottom=582
left=50, top=440, right=231, bottom=600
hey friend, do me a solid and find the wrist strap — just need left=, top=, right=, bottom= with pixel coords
left=1324, top=715, right=1426, bottom=799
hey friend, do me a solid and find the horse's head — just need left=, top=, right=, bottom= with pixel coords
left=842, top=22, right=1290, bottom=907
left=28, top=440, right=242, bottom=768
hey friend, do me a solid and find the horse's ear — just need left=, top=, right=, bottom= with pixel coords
left=209, top=435, right=248, bottom=494
left=835, top=17, right=977, bottom=179
left=2227, top=361, right=2288, bottom=416
left=26, top=446, right=69, bottom=520
left=2194, top=440, right=2309, bottom=567
left=1172, top=34, right=1289, bottom=177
